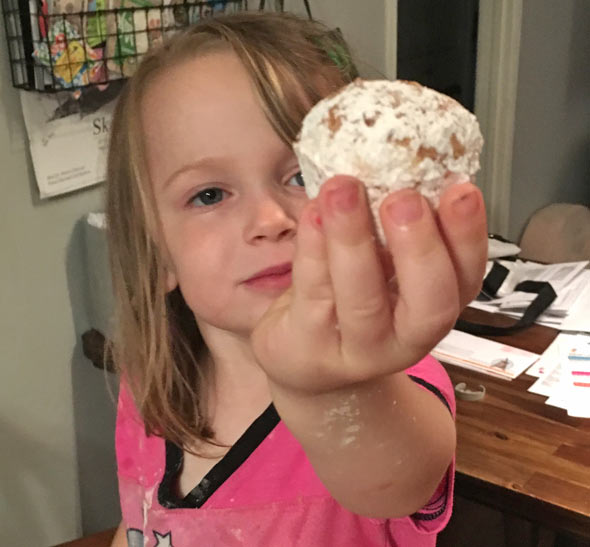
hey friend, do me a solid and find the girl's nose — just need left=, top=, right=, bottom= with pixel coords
left=243, top=193, right=298, bottom=243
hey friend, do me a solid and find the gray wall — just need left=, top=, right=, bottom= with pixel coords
left=287, top=0, right=388, bottom=78
left=0, top=18, right=119, bottom=546
left=509, top=0, right=590, bottom=241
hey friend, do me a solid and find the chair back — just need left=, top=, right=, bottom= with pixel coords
left=519, top=203, right=590, bottom=263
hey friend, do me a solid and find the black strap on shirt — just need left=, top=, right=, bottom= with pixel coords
left=158, top=404, right=280, bottom=509
left=454, top=261, right=557, bottom=336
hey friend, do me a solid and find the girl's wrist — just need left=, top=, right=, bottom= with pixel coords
left=267, top=370, right=410, bottom=413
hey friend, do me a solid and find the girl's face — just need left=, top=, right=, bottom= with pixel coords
left=142, top=51, right=309, bottom=337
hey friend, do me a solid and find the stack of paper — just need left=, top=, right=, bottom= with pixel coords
left=432, top=329, right=540, bottom=380
left=469, top=260, right=590, bottom=331
left=527, top=333, right=590, bottom=417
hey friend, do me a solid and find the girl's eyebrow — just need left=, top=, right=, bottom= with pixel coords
left=162, top=148, right=298, bottom=190
left=162, top=156, right=224, bottom=190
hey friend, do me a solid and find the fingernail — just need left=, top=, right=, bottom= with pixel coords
left=453, top=190, right=480, bottom=217
left=326, top=180, right=359, bottom=213
left=387, top=191, right=423, bottom=226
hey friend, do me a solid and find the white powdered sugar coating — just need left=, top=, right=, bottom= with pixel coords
left=294, top=79, right=484, bottom=243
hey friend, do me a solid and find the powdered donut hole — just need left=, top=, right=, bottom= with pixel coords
left=294, top=79, right=484, bottom=244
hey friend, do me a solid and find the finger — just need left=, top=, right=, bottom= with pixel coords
left=436, top=180, right=488, bottom=309
left=379, top=189, right=460, bottom=360
left=317, top=176, right=393, bottom=358
left=290, top=199, right=336, bottom=335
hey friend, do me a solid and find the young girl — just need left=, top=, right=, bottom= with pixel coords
left=106, top=11, right=487, bottom=547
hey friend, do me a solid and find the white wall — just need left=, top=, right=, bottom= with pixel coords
left=508, top=0, right=590, bottom=241
left=286, top=0, right=392, bottom=78
left=0, top=19, right=119, bottom=547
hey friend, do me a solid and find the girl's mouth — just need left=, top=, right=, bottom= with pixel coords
left=243, top=263, right=293, bottom=290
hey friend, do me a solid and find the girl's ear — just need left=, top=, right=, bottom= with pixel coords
left=166, top=269, right=179, bottom=293
left=161, top=245, right=178, bottom=292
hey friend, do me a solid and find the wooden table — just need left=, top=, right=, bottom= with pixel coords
left=445, top=307, right=590, bottom=540
left=53, top=528, right=115, bottom=547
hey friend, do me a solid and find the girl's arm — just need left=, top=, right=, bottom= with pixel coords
left=110, top=521, right=127, bottom=547
left=251, top=177, right=486, bottom=519
left=269, top=369, right=455, bottom=519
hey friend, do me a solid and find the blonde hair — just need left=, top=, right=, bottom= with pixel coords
left=105, top=11, right=357, bottom=450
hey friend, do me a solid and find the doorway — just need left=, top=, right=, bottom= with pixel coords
left=396, top=0, right=479, bottom=112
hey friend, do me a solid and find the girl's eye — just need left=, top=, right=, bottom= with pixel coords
left=189, top=187, right=225, bottom=207
left=287, top=171, right=305, bottom=188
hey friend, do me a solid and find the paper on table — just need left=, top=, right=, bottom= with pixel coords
left=546, top=390, right=569, bottom=410
left=501, top=270, right=590, bottom=319
left=501, top=272, right=588, bottom=317
left=470, top=262, right=590, bottom=331
left=529, top=362, right=563, bottom=397
left=432, top=329, right=540, bottom=380
left=528, top=334, right=579, bottom=393
left=562, top=333, right=590, bottom=418
left=526, top=335, right=561, bottom=377
left=525, top=333, right=583, bottom=377
left=527, top=333, right=590, bottom=415
left=560, top=279, right=590, bottom=333
left=488, top=238, right=520, bottom=259
left=485, top=261, right=588, bottom=312
left=567, top=334, right=590, bottom=360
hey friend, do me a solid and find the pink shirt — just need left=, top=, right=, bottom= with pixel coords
left=116, top=355, right=455, bottom=546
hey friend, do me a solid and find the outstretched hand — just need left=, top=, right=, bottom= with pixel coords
left=251, top=174, right=488, bottom=395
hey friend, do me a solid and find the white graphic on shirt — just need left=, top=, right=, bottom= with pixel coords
left=154, top=530, right=174, bottom=546
left=126, top=529, right=144, bottom=547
